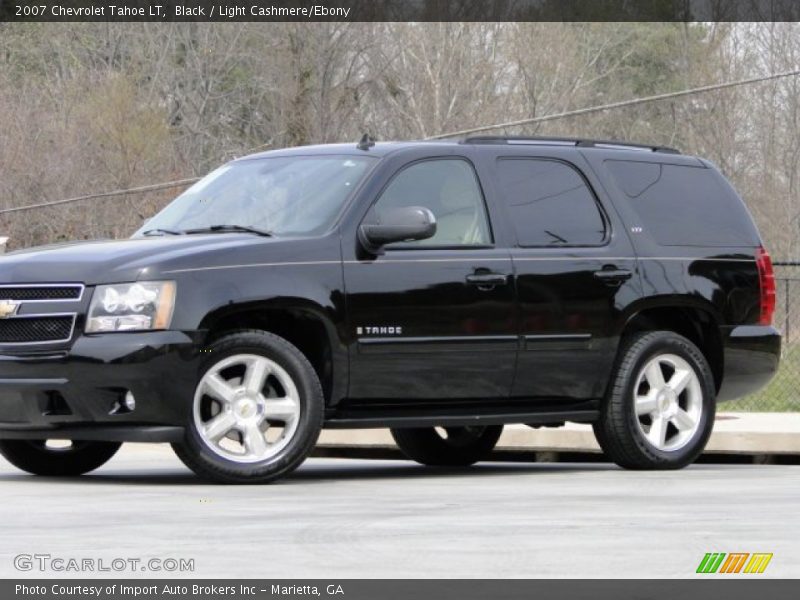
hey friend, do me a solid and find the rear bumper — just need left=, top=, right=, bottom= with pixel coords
left=717, top=325, right=781, bottom=403
left=0, top=331, right=202, bottom=441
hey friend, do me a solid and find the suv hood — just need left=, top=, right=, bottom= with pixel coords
left=0, top=235, right=277, bottom=285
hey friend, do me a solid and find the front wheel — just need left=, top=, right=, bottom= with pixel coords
left=172, top=330, right=324, bottom=484
left=390, top=425, right=503, bottom=466
left=0, top=440, right=121, bottom=476
left=594, top=331, right=716, bottom=470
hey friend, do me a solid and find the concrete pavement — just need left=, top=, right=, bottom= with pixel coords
left=317, top=413, right=800, bottom=458
left=0, top=444, right=798, bottom=579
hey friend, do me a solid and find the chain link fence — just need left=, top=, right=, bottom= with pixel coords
left=725, top=262, right=800, bottom=412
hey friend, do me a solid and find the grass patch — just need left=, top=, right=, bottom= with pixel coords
left=723, top=342, right=800, bottom=412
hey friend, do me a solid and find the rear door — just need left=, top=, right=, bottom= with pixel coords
left=483, top=148, right=639, bottom=401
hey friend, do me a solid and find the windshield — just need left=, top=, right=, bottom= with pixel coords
left=133, top=155, right=376, bottom=237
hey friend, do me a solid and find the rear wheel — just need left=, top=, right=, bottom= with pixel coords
left=390, top=425, right=503, bottom=466
left=0, top=439, right=121, bottom=476
left=594, top=331, right=715, bottom=470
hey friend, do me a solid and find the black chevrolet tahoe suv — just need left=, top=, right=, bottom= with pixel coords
left=0, top=136, right=781, bottom=483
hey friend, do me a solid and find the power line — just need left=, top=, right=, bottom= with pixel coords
left=0, top=141, right=275, bottom=216
left=2, top=70, right=798, bottom=216
left=0, top=178, right=200, bottom=216
left=425, top=68, right=800, bottom=140
left=0, top=141, right=276, bottom=215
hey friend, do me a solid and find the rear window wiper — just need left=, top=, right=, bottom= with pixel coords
left=544, top=230, right=568, bottom=244
left=142, top=228, right=184, bottom=236
left=183, top=224, right=273, bottom=237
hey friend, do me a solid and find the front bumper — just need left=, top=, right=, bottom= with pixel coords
left=717, top=325, right=782, bottom=402
left=0, top=331, right=203, bottom=442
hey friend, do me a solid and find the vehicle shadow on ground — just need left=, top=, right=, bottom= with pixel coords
left=290, top=460, right=615, bottom=483
left=0, top=459, right=616, bottom=487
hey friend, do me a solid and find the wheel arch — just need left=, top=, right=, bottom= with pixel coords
left=198, top=298, right=345, bottom=405
left=617, top=299, right=724, bottom=393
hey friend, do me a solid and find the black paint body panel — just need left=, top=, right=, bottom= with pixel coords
left=0, top=140, right=782, bottom=439
left=344, top=249, right=517, bottom=399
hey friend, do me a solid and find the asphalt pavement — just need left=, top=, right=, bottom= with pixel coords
left=0, top=444, right=798, bottom=578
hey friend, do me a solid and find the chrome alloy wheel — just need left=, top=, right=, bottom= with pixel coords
left=193, top=354, right=301, bottom=463
left=633, top=353, right=703, bottom=452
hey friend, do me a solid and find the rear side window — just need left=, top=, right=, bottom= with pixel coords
left=605, top=160, right=760, bottom=247
left=495, top=158, right=606, bottom=247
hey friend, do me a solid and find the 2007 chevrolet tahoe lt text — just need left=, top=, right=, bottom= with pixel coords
left=0, top=136, right=781, bottom=483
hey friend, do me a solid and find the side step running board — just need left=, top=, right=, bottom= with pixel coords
left=324, top=409, right=598, bottom=430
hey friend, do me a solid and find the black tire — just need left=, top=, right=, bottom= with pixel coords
left=390, top=425, right=503, bottom=467
left=594, top=331, right=716, bottom=470
left=0, top=440, right=121, bottom=476
left=172, top=329, right=324, bottom=484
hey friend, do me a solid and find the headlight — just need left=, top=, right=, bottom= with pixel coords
left=86, top=281, right=176, bottom=333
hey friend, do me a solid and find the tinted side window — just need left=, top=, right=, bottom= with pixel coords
left=368, top=159, right=491, bottom=246
left=605, top=160, right=760, bottom=247
left=495, top=158, right=606, bottom=247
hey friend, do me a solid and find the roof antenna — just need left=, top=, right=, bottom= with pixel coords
left=357, top=133, right=376, bottom=151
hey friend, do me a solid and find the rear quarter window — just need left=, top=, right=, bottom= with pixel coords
left=605, top=160, right=760, bottom=247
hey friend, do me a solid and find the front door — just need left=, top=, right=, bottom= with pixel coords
left=344, top=157, right=516, bottom=401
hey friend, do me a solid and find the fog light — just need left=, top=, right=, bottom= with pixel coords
left=122, top=391, right=136, bottom=412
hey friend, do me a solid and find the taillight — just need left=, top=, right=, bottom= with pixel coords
left=756, top=246, right=776, bottom=326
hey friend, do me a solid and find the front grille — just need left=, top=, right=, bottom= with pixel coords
left=0, top=286, right=82, bottom=301
left=0, top=316, right=75, bottom=343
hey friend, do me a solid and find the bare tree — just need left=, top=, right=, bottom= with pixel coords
left=1, top=22, right=798, bottom=259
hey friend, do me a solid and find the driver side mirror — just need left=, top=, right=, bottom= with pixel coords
left=358, top=206, right=437, bottom=254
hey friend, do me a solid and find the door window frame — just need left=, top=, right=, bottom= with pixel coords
left=495, top=156, right=612, bottom=249
left=360, top=156, right=496, bottom=251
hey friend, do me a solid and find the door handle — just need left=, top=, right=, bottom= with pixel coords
left=593, top=267, right=633, bottom=286
left=466, top=272, right=508, bottom=289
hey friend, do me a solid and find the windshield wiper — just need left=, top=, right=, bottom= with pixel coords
left=142, top=228, right=184, bottom=236
left=184, top=224, right=273, bottom=237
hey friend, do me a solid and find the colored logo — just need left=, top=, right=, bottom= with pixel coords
left=697, top=553, right=773, bottom=574
left=0, top=300, right=21, bottom=319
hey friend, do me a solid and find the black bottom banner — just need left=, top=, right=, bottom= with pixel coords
left=4, top=580, right=798, bottom=600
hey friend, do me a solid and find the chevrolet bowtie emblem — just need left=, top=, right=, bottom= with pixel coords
left=0, top=300, right=21, bottom=319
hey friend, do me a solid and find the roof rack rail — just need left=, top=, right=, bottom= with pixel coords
left=461, top=136, right=681, bottom=155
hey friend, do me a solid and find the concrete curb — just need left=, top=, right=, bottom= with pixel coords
left=315, top=412, right=800, bottom=459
